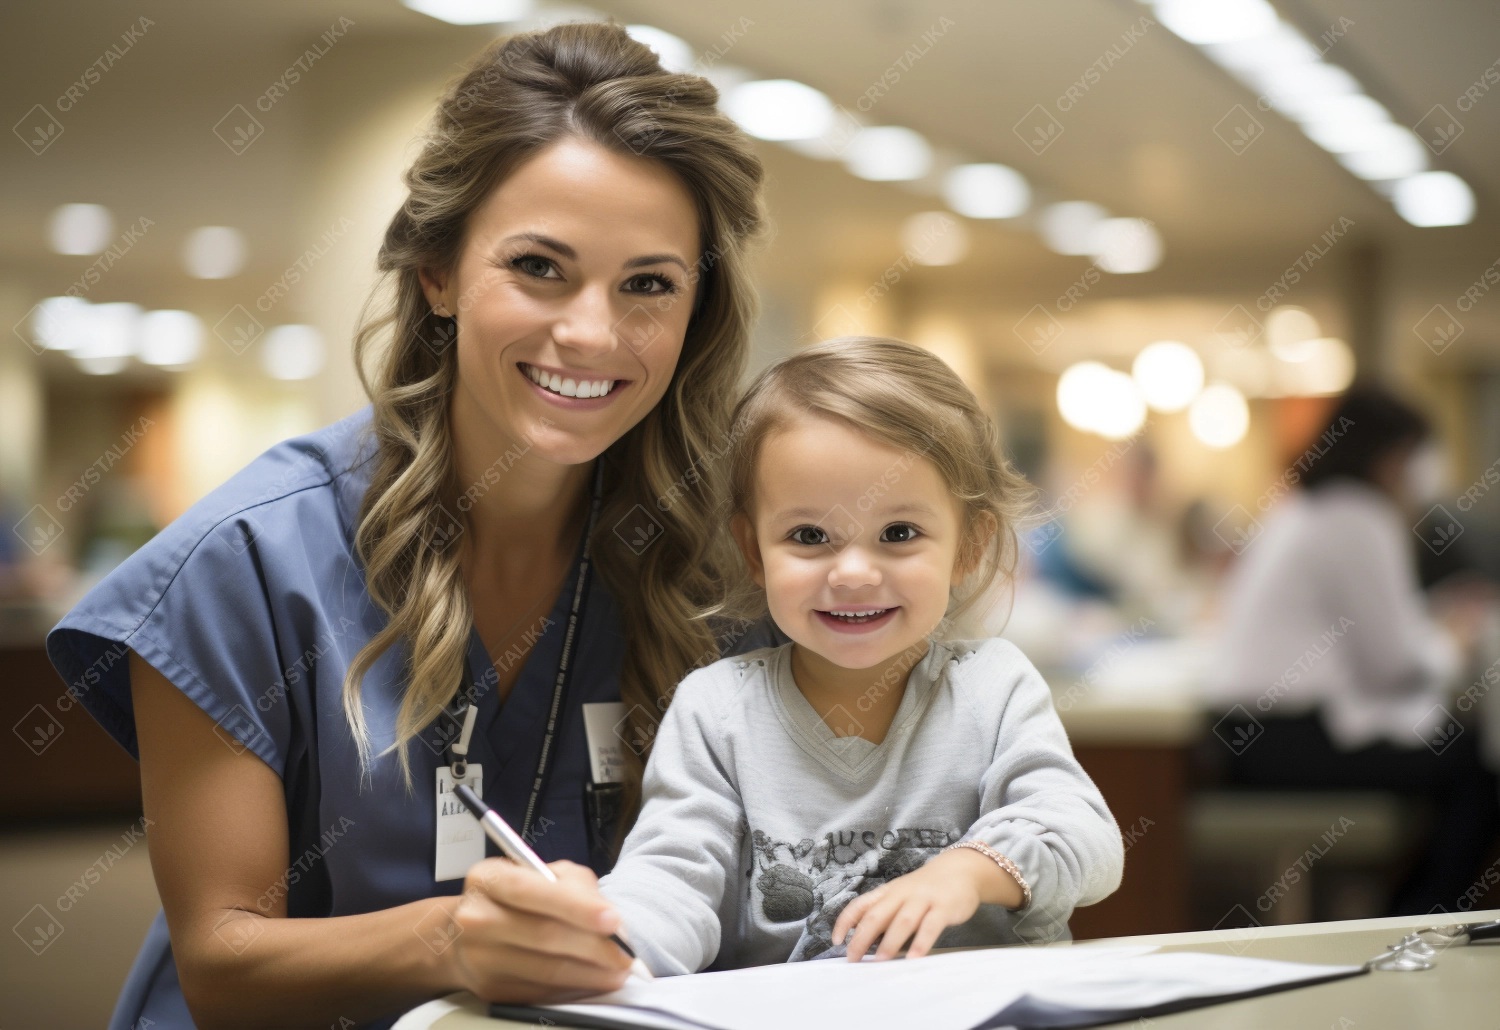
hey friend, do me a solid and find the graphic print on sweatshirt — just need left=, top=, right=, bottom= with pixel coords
left=750, top=825, right=959, bottom=960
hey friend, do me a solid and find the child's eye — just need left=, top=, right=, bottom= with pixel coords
left=790, top=526, right=828, bottom=546
left=881, top=523, right=920, bottom=543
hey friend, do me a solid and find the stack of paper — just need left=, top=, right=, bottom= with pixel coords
left=494, top=945, right=1363, bottom=1030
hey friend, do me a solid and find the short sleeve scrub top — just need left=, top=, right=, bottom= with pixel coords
left=45, top=407, right=654, bottom=1030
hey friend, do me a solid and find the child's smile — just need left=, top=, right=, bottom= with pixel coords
left=814, top=606, right=899, bottom=632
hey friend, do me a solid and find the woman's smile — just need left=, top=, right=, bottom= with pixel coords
left=517, top=360, right=631, bottom=409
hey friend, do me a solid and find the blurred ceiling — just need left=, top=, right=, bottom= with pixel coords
left=2, top=0, right=1497, bottom=348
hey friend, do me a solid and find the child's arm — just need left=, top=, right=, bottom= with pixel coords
left=598, top=670, right=745, bottom=976
left=836, top=640, right=1125, bottom=960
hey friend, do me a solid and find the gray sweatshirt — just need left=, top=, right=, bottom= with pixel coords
left=599, top=637, right=1125, bottom=975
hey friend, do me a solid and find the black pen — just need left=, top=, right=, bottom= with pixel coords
left=452, top=783, right=654, bottom=981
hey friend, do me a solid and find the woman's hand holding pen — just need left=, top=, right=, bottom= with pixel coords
left=444, top=857, right=634, bottom=1003
left=832, top=847, right=1026, bottom=962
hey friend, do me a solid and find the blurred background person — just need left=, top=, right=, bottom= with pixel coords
left=1206, top=386, right=1500, bottom=914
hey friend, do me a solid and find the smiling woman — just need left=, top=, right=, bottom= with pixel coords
left=45, top=20, right=770, bottom=1030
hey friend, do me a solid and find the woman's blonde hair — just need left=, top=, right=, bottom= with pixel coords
left=345, top=21, right=767, bottom=802
left=717, top=336, right=1034, bottom=623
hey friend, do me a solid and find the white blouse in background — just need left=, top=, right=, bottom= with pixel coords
left=1208, top=480, right=1461, bottom=750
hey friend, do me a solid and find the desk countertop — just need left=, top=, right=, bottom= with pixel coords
left=394, top=908, right=1500, bottom=1030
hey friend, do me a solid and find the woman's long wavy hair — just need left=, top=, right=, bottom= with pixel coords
left=343, top=21, right=767, bottom=807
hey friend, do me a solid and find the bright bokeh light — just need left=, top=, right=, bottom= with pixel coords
left=138, top=310, right=204, bottom=367
left=1255, top=63, right=1361, bottom=119
left=1266, top=306, right=1321, bottom=362
left=400, top=0, right=532, bottom=24
left=48, top=203, right=114, bottom=255
left=1132, top=341, right=1204, bottom=412
left=1188, top=383, right=1250, bottom=448
left=261, top=324, right=325, bottom=380
left=1296, top=94, right=1391, bottom=150
left=1057, top=361, right=1147, bottom=439
left=1336, top=125, right=1428, bottom=180
left=183, top=226, right=247, bottom=279
left=1040, top=201, right=1108, bottom=256
left=73, top=302, right=141, bottom=375
left=1090, top=217, right=1163, bottom=274
left=1154, top=0, right=1277, bottom=44
left=843, top=126, right=932, bottom=181
left=1393, top=172, right=1476, bottom=227
left=1276, top=338, right=1355, bottom=395
left=901, top=211, right=969, bottom=266
left=724, top=79, right=834, bottom=141
left=30, top=296, right=89, bottom=351
left=1204, top=22, right=1320, bottom=71
left=625, top=25, right=695, bottom=73
left=942, top=163, right=1029, bottom=219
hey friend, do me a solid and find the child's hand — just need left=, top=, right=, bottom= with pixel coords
left=831, top=846, right=1024, bottom=961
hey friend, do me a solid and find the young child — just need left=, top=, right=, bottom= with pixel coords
left=598, top=336, right=1124, bottom=975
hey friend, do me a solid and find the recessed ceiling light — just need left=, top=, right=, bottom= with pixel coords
left=1090, top=217, right=1163, bottom=274
left=843, top=126, right=932, bottom=181
left=1040, top=201, right=1108, bottom=256
left=1392, top=171, right=1475, bottom=227
left=625, top=25, right=694, bottom=74
left=48, top=203, right=114, bottom=255
left=942, top=163, right=1030, bottom=219
left=1155, top=0, right=1278, bottom=44
left=139, top=310, right=204, bottom=367
left=72, top=302, right=140, bottom=375
left=723, top=79, right=834, bottom=141
left=261, top=324, right=325, bottom=380
left=400, top=0, right=533, bottom=25
left=183, top=226, right=247, bottom=279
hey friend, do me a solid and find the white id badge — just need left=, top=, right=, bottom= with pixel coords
left=435, top=764, right=484, bottom=882
left=581, top=701, right=628, bottom=783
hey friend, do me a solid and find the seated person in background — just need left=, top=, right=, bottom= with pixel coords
left=597, top=337, right=1124, bottom=974
left=1208, top=385, right=1499, bottom=915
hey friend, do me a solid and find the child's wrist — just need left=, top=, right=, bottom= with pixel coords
left=942, top=840, right=1030, bottom=910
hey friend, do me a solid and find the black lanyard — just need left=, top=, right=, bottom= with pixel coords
left=445, top=460, right=604, bottom=843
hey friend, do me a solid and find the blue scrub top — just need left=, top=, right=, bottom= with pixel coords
left=46, top=406, right=779, bottom=1030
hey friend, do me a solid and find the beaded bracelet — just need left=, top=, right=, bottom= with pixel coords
left=945, top=839, right=1032, bottom=910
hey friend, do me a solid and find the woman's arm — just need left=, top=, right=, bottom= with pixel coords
left=130, top=651, right=630, bottom=1030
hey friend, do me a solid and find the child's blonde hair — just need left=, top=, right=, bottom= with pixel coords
left=715, top=335, right=1035, bottom=625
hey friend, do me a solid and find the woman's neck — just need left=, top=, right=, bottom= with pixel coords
left=789, top=639, right=931, bottom=744
left=449, top=397, right=594, bottom=576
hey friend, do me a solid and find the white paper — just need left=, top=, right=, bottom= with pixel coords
left=536, top=946, right=1361, bottom=1030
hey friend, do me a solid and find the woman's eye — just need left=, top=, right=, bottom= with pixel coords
left=624, top=272, right=677, bottom=295
left=512, top=254, right=559, bottom=279
left=881, top=523, right=919, bottom=543
left=791, top=526, right=828, bottom=546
